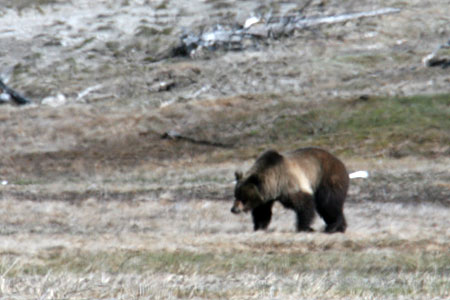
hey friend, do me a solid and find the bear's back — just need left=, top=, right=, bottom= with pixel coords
left=286, top=148, right=348, bottom=193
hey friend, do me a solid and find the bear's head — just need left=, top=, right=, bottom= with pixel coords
left=231, top=171, right=263, bottom=214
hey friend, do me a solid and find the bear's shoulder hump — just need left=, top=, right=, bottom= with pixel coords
left=257, top=150, right=284, bottom=167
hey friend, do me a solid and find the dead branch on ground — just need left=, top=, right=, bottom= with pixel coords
left=173, top=7, right=401, bottom=57
left=0, top=79, right=31, bottom=105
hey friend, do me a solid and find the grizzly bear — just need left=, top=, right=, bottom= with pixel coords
left=231, top=147, right=349, bottom=233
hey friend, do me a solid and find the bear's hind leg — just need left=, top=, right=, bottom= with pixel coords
left=315, top=188, right=347, bottom=233
left=252, top=201, right=274, bottom=231
left=324, top=213, right=347, bottom=233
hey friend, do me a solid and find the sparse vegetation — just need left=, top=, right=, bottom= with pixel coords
left=268, top=94, right=450, bottom=157
left=1, top=249, right=449, bottom=298
left=0, top=196, right=448, bottom=298
left=4, top=249, right=449, bottom=277
left=0, top=0, right=449, bottom=299
left=1, top=0, right=67, bottom=12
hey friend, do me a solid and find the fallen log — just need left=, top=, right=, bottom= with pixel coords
left=0, top=79, right=32, bottom=105
left=293, top=7, right=400, bottom=29
left=173, top=7, right=401, bottom=57
left=423, top=39, right=450, bottom=68
left=161, top=130, right=232, bottom=148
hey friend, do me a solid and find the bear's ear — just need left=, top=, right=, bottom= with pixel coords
left=235, top=171, right=243, bottom=182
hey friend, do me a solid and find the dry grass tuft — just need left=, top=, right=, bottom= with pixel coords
left=0, top=196, right=448, bottom=299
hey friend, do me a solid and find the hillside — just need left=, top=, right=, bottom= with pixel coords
left=0, top=0, right=449, bottom=299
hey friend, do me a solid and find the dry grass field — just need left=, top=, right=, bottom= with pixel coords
left=0, top=0, right=449, bottom=299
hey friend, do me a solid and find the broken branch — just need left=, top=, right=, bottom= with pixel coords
left=174, top=7, right=401, bottom=57
left=0, top=79, right=32, bottom=105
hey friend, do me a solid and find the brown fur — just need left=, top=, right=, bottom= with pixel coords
left=231, top=147, right=349, bottom=233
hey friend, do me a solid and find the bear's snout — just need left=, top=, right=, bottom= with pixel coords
left=231, top=200, right=244, bottom=214
left=231, top=206, right=240, bottom=214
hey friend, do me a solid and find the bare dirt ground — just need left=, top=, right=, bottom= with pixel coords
left=0, top=0, right=449, bottom=299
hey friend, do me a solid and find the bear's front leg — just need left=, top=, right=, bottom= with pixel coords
left=251, top=201, right=274, bottom=231
left=290, top=193, right=316, bottom=232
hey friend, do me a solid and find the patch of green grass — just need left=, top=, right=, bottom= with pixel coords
left=268, top=94, right=450, bottom=157
left=338, top=53, right=385, bottom=68
left=1, top=249, right=448, bottom=298
left=3, top=249, right=448, bottom=276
